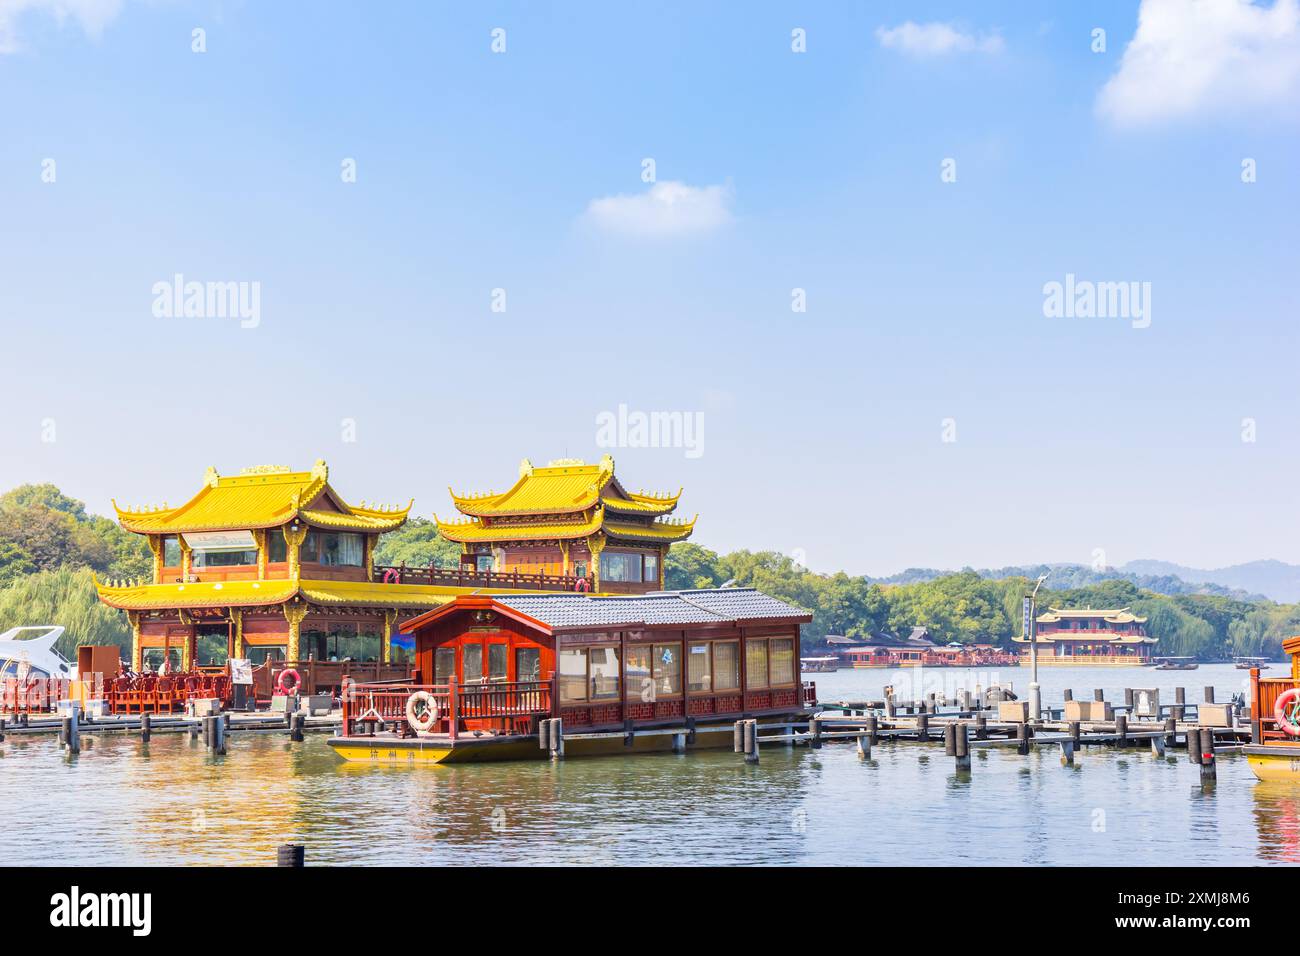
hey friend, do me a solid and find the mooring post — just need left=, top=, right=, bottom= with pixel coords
left=1204, top=686, right=1215, bottom=704
left=1164, top=716, right=1177, bottom=749
left=744, top=720, right=759, bottom=764
left=1174, top=687, right=1186, bottom=721
left=1124, top=688, right=1134, bottom=711
left=975, top=714, right=987, bottom=739
left=810, top=717, right=822, bottom=749
left=189, top=719, right=199, bottom=740
left=857, top=733, right=871, bottom=759
left=67, top=708, right=80, bottom=754
left=672, top=732, right=686, bottom=753
left=1069, top=720, right=1081, bottom=745
left=960, top=689, right=972, bottom=713
left=0, top=717, right=6, bottom=742
left=1060, top=740, right=1075, bottom=765
left=58, top=717, right=68, bottom=749
left=1017, top=721, right=1030, bottom=756
left=1116, top=714, right=1128, bottom=748
left=141, top=713, right=151, bottom=743
left=733, top=720, right=744, bottom=753
left=944, top=724, right=956, bottom=756
left=550, top=716, right=564, bottom=760
left=916, top=712, right=929, bottom=741
left=290, top=713, right=305, bottom=743
left=955, top=723, right=971, bottom=771
left=1199, top=727, right=1216, bottom=783
left=1093, top=688, right=1104, bottom=702
left=1150, top=734, right=1166, bottom=757
left=277, top=843, right=305, bottom=867
left=213, top=715, right=226, bottom=754
left=866, top=713, right=879, bottom=745
left=1063, top=688, right=1073, bottom=703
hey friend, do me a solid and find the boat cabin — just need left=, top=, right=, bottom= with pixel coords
left=341, top=588, right=814, bottom=740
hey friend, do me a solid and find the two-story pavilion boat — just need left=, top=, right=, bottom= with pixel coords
left=328, top=587, right=815, bottom=764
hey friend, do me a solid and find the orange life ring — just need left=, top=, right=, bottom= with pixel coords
left=277, top=669, right=302, bottom=695
left=1275, top=687, right=1300, bottom=737
left=382, top=568, right=400, bottom=584
left=575, top=577, right=589, bottom=592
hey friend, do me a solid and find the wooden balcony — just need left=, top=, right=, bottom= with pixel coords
left=374, top=563, right=594, bottom=593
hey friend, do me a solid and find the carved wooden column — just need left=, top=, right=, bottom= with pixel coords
left=588, top=532, right=606, bottom=591
left=128, top=611, right=142, bottom=671
left=146, top=536, right=164, bottom=584
left=179, top=538, right=192, bottom=581
left=283, top=602, right=309, bottom=663
left=381, top=609, right=399, bottom=664
left=558, top=540, right=570, bottom=576
left=283, top=526, right=308, bottom=580
left=252, top=529, right=268, bottom=580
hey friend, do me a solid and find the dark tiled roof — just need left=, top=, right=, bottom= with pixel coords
left=491, top=587, right=811, bottom=630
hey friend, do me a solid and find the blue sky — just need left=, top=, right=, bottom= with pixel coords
left=1, top=0, right=1297, bottom=575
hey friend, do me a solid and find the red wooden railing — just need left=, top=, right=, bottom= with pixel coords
left=341, top=679, right=553, bottom=739
left=374, top=563, right=594, bottom=593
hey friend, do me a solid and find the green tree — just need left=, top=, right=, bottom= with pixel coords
left=372, top=517, right=462, bottom=569
left=0, top=566, right=130, bottom=660
left=665, top=542, right=724, bottom=590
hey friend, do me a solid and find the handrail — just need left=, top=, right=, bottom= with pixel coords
left=373, top=563, right=594, bottom=592
left=341, top=679, right=554, bottom=738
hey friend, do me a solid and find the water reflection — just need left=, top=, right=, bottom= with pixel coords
left=1252, top=782, right=1300, bottom=863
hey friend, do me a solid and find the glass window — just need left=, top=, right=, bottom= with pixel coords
left=475, top=554, right=494, bottom=572
left=589, top=646, right=620, bottom=699
left=268, top=532, right=287, bottom=563
left=434, top=647, right=456, bottom=682
left=162, top=536, right=181, bottom=566
left=770, top=638, right=795, bottom=686
left=463, top=643, right=483, bottom=683
left=574, top=561, right=587, bottom=578
left=644, top=553, right=659, bottom=585
left=688, top=642, right=712, bottom=693
left=600, top=551, right=641, bottom=583
left=194, top=549, right=258, bottom=568
left=516, top=646, right=541, bottom=682
left=320, top=533, right=364, bottom=567
left=653, top=643, right=681, bottom=696
left=746, top=640, right=769, bottom=690
left=300, top=531, right=319, bottom=563
left=713, top=642, right=739, bottom=691
left=559, top=647, right=588, bottom=703
left=487, top=643, right=508, bottom=682
left=626, top=645, right=653, bottom=701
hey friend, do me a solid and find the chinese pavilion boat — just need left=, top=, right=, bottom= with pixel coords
left=436, top=455, right=695, bottom=594
left=1011, top=607, right=1156, bottom=666
left=328, top=587, right=816, bottom=764
left=1245, top=639, right=1300, bottom=780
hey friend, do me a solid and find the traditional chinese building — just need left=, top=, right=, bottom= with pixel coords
left=94, top=462, right=508, bottom=675
left=1012, top=607, right=1157, bottom=666
left=436, top=456, right=695, bottom=594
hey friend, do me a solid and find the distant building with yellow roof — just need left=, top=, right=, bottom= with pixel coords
left=437, top=455, right=695, bottom=594
left=95, top=461, right=539, bottom=674
left=1012, top=607, right=1157, bottom=666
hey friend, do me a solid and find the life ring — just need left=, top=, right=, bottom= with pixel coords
left=405, top=691, right=440, bottom=733
left=574, top=577, right=589, bottom=592
left=382, top=568, right=400, bottom=584
left=277, top=669, right=302, bottom=695
left=1275, top=687, right=1300, bottom=737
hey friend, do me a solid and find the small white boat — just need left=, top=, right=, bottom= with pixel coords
left=0, top=626, right=76, bottom=680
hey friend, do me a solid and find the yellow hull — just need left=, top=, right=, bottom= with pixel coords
left=1245, top=746, right=1300, bottom=781
left=329, top=727, right=738, bottom=765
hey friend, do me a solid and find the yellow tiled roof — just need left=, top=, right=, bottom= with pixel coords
left=113, top=461, right=412, bottom=534
left=450, top=455, right=680, bottom=518
left=94, top=576, right=546, bottom=612
left=435, top=508, right=695, bottom=545
left=1036, top=607, right=1148, bottom=624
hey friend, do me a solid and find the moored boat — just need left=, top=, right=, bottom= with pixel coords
left=1154, top=657, right=1199, bottom=671
left=328, top=587, right=816, bottom=765
left=1245, top=644, right=1300, bottom=780
left=1236, top=656, right=1270, bottom=671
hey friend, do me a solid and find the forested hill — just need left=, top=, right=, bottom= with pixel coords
left=0, top=482, right=1296, bottom=663
left=868, top=564, right=1266, bottom=602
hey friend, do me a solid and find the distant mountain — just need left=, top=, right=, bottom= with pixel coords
left=867, top=563, right=1267, bottom=602
left=1122, top=559, right=1300, bottom=604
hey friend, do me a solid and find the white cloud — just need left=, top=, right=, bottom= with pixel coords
left=582, top=180, right=733, bottom=238
left=0, top=0, right=124, bottom=54
left=875, top=21, right=1005, bottom=57
left=1097, top=0, right=1300, bottom=125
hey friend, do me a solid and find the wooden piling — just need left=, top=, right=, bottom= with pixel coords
left=955, top=723, right=971, bottom=771
left=67, top=710, right=80, bottom=754
left=58, top=718, right=68, bottom=748
left=744, top=720, right=759, bottom=764
left=1199, top=727, right=1216, bottom=782
left=1150, top=735, right=1166, bottom=757
left=1060, top=740, right=1075, bottom=765
left=1174, top=687, right=1186, bottom=721
left=0, top=717, right=5, bottom=742
left=1164, top=716, right=1177, bottom=749
left=1115, top=714, right=1128, bottom=748
left=1063, top=689, right=1073, bottom=702
left=1069, top=721, right=1081, bottom=745
left=733, top=720, right=744, bottom=753
left=550, top=717, right=564, bottom=760
left=1204, top=686, right=1215, bottom=704
left=857, top=734, right=871, bottom=759
left=1017, top=721, right=1030, bottom=756
left=975, top=715, right=987, bottom=739
left=866, top=714, right=879, bottom=745
left=1124, top=688, right=1134, bottom=709
left=141, top=713, right=151, bottom=742
left=810, top=717, right=822, bottom=749
left=672, top=732, right=686, bottom=753
left=1093, top=688, right=1104, bottom=702
left=277, top=843, right=305, bottom=867
left=944, top=724, right=957, bottom=756
left=916, top=713, right=930, bottom=741
left=885, top=696, right=896, bottom=719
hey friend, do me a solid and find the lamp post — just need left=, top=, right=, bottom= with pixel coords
left=1028, top=572, right=1050, bottom=722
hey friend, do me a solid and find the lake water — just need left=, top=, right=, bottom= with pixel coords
left=1, top=664, right=1294, bottom=866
